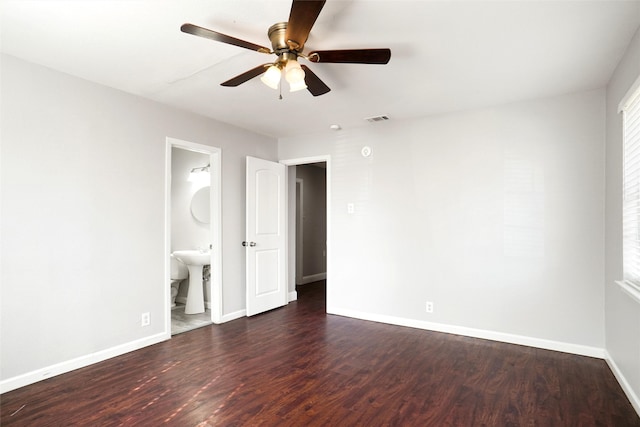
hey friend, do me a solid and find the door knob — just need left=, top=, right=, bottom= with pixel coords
left=242, top=241, right=257, bottom=247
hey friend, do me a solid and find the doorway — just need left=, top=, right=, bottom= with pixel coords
left=281, top=156, right=330, bottom=308
left=165, top=138, right=222, bottom=337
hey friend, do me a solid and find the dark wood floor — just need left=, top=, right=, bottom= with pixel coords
left=2, top=281, right=639, bottom=426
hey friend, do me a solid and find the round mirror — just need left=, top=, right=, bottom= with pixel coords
left=191, top=186, right=210, bottom=224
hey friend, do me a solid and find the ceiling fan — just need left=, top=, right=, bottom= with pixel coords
left=180, top=0, right=391, bottom=96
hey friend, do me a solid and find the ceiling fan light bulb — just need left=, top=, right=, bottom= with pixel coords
left=261, top=65, right=281, bottom=90
left=289, top=80, right=308, bottom=92
left=285, top=59, right=306, bottom=92
left=286, top=68, right=305, bottom=84
left=285, top=60, right=305, bottom=82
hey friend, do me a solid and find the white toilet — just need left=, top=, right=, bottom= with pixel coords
left=170, top=254, right=189, bottom=308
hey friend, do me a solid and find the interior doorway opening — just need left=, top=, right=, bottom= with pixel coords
left=294, top=164, right=327, bottom=286
left=165, top=138, right=222, bottom=337
left=281, top=156, right=330, bottom=308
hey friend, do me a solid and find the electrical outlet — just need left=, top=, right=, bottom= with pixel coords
left=425, top=301, right=434, bottom=313
left=347, top=203, right=355, bottom=214
left=141, top=312, right=150, bottom=327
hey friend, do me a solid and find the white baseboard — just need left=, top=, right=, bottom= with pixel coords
left=288, top=291, right=298, bottom=302
left=605, top=350, right=640, bottom=417
left=6, top=304, right=618, bottom=400
left=327, top=307, right=605, bottom=359
left=297, top=272, right=326, bottom=285
left=0, top=332, right=169, bottom=394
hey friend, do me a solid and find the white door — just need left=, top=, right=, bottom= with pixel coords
left=245, top=156, right=287, bottom=316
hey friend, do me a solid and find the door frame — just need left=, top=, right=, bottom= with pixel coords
left=295, top=178, right=304, bottom=285
left=280, top=155, right=331, bottom=310
left=165, top=137, right=223, bottom=336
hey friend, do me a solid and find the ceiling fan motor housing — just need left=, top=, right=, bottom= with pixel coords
left=268, top=22, right=299, bottom=53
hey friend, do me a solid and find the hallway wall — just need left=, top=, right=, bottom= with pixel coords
left=296, top=164, right=327, bottom=283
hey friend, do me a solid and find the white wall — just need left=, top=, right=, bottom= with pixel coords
left=0, top=54, right=277, bottom=390
left=605, top=27, right=640, bottom=411
left=280, top=89, right=606, bottom=353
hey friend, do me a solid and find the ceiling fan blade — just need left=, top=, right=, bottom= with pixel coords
left=308, top=49, right=391, bottom=64
left=285, top=0, right=326, bottom=50
left=221, top=64, right=270, bottom=87
left=301, top=65, right=330, bottom=96
left=181, top=23, right=271, bottom=53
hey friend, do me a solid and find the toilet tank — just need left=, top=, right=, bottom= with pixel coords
left=170, top=254, right=189, bottom=280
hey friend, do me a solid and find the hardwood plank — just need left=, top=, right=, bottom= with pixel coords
left=2, top=281, right=638, bottom=426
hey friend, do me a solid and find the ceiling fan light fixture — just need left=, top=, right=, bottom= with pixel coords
left=285, top=59, right=307, bottom=92
left=260, top=64, right=281, bottom=90
left=181, top=1, right=391, bottom=97
left=288, top=79, right=308, bottom=92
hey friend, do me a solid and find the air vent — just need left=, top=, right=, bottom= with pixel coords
left=364, top=115, right=390, bottom=123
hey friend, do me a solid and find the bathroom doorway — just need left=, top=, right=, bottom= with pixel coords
left=165, top=138, right=222, bottom=336
left=282, top=156, right=330, bottom=308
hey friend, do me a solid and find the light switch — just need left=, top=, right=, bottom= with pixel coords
left=347, top=203, right=355, bottom=214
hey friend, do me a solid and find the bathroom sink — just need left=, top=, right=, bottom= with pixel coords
left=172, top=250, right=210, bottom=314
left=172, top=250, right=210, bottom=266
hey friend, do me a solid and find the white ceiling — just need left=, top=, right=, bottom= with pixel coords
left=2, top=0, right=639, bottom=139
